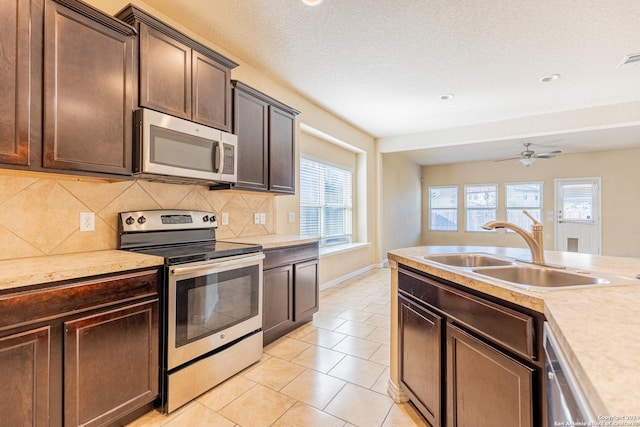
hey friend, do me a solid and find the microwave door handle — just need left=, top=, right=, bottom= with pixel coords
left=213, top=142, right=224, bottom=173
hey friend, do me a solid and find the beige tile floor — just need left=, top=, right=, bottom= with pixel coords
left=127, top=267, right=427, bottom=427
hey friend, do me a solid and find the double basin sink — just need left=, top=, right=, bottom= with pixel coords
left=417, top=253, right=617, bottom=290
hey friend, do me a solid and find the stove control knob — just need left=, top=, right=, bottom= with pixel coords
left=210, top=214, right=216, bottom=222
left=125, top=216, right=135, bottom=225
left=137, top=216, right=146, bottom=224
left=203, top=215, right=209, bottom=222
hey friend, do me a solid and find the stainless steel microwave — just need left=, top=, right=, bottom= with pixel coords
left=133, top=108, right=237, bottom=185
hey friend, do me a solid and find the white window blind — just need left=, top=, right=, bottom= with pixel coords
left=429, top=186, right=458, bottom=231
left=300, top=157, right=352, bottom=246
left=505, top=182, right=543, bottom=231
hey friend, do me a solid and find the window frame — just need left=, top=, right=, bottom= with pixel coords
left=464, top=183, right=498, bottom=232
left=428, top=185, right=458, bottom=232
left=505, top=181, right=543, bottom=232
left=299, top=155, right=353, bottom=247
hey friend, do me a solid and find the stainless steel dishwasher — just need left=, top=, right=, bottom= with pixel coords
left=544, top=322, right=597, bottom=425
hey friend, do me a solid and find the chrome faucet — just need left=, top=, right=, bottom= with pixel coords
left=482, top=210, right=545, bottom=265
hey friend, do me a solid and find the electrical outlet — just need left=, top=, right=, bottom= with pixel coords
left=221, top=212, right=229, bottom=225
left=254, top=213, right=260, bottom=224
left=80, top=212, right=95, bottom=232
left=288, top=212, right=295, bottom=223
left=259, top=213, right=266, bottom=224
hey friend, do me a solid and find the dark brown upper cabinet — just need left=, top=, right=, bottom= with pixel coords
left=116, top=5, right=238, bottom=133
left=0, top=0, right=137, bottom=178
left=232, top=81, right=300, bottom=194
left=0, top=0, right=34, bottom=166
left=43, top=0, right=135, bottom=176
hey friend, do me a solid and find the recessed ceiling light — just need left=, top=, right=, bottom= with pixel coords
left=540, top=74, right=561, bottom=83
left=302, top=0, right=324, bottom=5
left=440, top=93, right=455, bottom=101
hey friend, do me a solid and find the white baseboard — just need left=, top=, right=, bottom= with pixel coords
left=319, top=263, right=384, bottom=291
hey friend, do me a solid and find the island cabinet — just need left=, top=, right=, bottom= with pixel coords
left=116, top=5, right=238, bottom=133
left=0, top=0, right=137, bottom=177
left=262, top=242, right=319, bottom=345
left=231, top=81, right=300, bottom=194
left=0, top=268, right=160, bottom=427
left=397, top=264, right=546, bottom=427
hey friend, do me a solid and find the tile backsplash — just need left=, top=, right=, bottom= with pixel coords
left=0, top=173, right=275, bottom=260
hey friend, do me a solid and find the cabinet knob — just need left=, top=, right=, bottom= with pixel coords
left=220, top=333, right=226, bottom=339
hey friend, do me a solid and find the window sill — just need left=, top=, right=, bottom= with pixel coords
left=319, top=242, right=371, bottom=258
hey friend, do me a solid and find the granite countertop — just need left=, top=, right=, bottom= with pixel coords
left=388, top=245, right=640, bottom=419
left=227, top=235, right=320, bottom=250
left=0, top=250, right=165, bottom=292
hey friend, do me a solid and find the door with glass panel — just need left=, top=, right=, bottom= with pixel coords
left=554, top=178, right=601, bottom=254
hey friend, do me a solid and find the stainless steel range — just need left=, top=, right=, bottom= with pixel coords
left=118, top=209, right=264, bottom=413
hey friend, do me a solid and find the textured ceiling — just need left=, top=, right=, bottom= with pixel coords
left=114, top=0, right=640, bottom=164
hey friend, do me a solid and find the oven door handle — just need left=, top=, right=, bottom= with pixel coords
left=170, top=253, right=264, bottom=276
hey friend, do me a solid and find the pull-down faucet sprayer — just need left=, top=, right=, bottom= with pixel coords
left=482, top=210, right=545, bottom=265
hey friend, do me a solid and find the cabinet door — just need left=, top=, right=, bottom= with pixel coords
left=42, top=0, right=133, bottom=175
left=139, top=22, right=191, bottom=120
left=399, top=295, right=442, bottom=427
left=192, top=50, right=231, bottom=131
left=233, top=86, right=269, bottom=191
left=64, top=300, right=159, bottom=427
left=446, top=323, right=534, bottom=427
left=294, top=259, right=319, bottom=320
left=262, top=265, right=293, bottom=344
left=0, top=0, right=32, bottom=166
left=268, top=105, right=296, bottom=194
left=0, top=327, right=50, bottom=427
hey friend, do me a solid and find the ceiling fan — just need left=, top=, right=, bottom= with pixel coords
left=496, top=143, right=562, bottom=167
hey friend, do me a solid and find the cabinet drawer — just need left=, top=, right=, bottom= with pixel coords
left=399, top=266, right=536, bottom=360
left=0, top=269, right=158, bottom=331
left=263, top=243, right=319, bottom=269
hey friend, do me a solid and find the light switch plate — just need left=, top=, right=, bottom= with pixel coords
left=221, top=212, right=229, bottom=225
left=288, top=212, right=295, bottom=223
left=254, top=213, right=260, bottom=224
left=259, top=213, right=266, bottom=224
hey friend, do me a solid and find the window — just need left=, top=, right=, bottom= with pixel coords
left=300, top=157, right=352, bottom=246
left=560, top=183, right=594, bottom=222
left=465, top=184, right=497, bottom=231
left=429, top=186, right=458, bottom=231
left=506, top=182, right=543, bottom=230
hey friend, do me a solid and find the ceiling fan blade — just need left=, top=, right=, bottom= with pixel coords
left=494, top=156, right=521, bottom=162
left=534, top=150, right=562, bottom=159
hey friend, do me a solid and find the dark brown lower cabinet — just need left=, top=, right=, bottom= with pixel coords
left=262, top=242, right=319, bottom=345
left=263, top=265, right=294, bottom=341
left=446, top=324, right=534, bottom=427
left=399, top=295, right=442, bottom=427
left=0, top=268, right=160, bottom=426
left=0, top=327, right=50, bottom=427
left=397, top=265, right=546, bottom=427
left=64, top=300, right=159, bottom=427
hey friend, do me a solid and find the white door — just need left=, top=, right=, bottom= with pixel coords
left=554, top=178, right=601, bottom=254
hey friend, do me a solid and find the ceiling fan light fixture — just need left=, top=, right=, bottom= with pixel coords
left=519, top=157, right=535, bottom=167
left=301, top=0, right=324, bottom=6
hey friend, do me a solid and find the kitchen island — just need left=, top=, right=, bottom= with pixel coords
left=388, top=245, right=640, bottom=425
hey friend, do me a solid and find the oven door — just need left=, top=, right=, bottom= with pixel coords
left=167, top=252, right=264, bottom=370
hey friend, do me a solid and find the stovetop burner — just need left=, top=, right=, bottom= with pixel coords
left=118, top=209, right=262, bottom=265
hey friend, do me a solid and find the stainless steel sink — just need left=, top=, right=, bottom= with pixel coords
left=471, top=266, right=609, bottom=288
left=421, top=253, right=514, bottom=267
